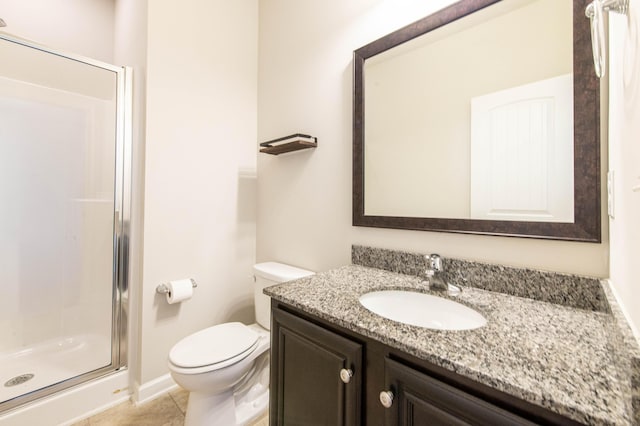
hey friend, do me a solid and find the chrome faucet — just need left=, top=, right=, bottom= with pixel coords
left=425, top=254, right=461, bottom=295
left=425, top=254, right=446, bottom=291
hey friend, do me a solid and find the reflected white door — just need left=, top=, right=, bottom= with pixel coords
left=470, top=74, right=574, bottom=222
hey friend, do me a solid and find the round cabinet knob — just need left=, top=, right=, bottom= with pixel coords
left=379, top=390, right=394, bottom=408
left=339, top=368, right=353, bottom=384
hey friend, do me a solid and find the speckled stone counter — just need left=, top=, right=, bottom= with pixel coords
left=264, top=265, right=639, bottom=425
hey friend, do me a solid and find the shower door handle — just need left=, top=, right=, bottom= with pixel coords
left=114, top=209, right=121, bottom=264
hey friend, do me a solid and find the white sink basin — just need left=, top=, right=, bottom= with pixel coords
left=359, top=290, right=486, bottom=331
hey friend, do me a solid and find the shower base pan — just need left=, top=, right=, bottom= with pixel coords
left=0, top=334, right=111, bottom=406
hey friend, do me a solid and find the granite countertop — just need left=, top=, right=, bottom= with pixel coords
left=264, top=265, right=636, bottom=425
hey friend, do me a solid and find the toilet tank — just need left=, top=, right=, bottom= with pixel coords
left=253, top=262, right=314, bottom=330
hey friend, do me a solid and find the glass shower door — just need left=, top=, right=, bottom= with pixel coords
left=0, top=34, right=129, bottom=411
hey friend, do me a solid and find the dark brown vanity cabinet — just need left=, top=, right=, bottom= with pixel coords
left=382, top=358, right=535, bottom=425
left=270, top=303, right=582, bottom=426
left=270, top=307, right=363, bottom=426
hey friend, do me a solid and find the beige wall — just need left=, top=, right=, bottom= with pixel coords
left=257, top=0, right=609, bottom=278
left=0, top=0, right=115, bottom=62
left=609, top=5, right=640, bottom=336
left=141, top=0, right=258, bottom=384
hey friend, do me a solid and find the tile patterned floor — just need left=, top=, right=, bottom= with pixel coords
left=71, top=387, right=268, bottom=426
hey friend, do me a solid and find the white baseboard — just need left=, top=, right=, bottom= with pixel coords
left=133, top=373, right=178, bottom=406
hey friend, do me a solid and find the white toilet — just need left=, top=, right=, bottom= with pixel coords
left=168, top=262, right=314, bottom=426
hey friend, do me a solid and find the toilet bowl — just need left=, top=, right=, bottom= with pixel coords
left=168, top=262, right=314, bottom=426
left=169, top=323, right=270, bottom=426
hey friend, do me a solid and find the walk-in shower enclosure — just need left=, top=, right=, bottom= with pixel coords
left=0, top=34, right=131, bottom=412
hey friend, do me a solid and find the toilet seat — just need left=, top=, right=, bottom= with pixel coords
left=169, top=322, right=260, bottom=374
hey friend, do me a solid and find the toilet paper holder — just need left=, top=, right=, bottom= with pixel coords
left=156, top=279, right=198, bottom=294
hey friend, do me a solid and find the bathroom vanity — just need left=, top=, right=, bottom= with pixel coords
left=270, top=303, right=559, bottom=425
left=265, top=248, right=639, bottom=425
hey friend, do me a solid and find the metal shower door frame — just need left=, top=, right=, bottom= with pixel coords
left=0, top=33, right=132, bottom=413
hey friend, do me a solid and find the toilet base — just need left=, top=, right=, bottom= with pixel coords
left=184, top=386, right=268, bottom=426
left=235, top=383, right=269, bottom=425
left=185, top=390, right=235, bottom=426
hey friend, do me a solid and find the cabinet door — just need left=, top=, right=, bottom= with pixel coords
left=271, top=308, right=363, bottom=426
left=382, top=358, right=536, bottom=426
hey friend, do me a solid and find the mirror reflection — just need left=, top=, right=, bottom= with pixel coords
left=364, top=0, right=573, bottom=221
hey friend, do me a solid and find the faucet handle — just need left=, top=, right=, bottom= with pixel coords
left=428, top=254, right=442, bottom=272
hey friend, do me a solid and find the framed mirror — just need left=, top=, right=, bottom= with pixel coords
left=352, top=0, right=601, bottom=242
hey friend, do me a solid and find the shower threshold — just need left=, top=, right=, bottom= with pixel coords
left=0, top=334, right=111, bottom=407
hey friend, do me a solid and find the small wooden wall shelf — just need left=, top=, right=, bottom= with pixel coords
left=259, top=133, right=317, bottom=155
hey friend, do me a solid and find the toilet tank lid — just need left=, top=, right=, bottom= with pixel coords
left=253, top=262, right=314, bottom=283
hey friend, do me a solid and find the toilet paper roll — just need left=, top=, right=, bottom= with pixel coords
left=166, top=279, right=193, bottom=304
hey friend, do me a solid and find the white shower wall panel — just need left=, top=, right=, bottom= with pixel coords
left=61, top=199, right=114, bottom=339
left=0, top=63, right=116, bottom=354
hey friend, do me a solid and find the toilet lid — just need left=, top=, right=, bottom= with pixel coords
left=169, top=322, right=259, bottom=368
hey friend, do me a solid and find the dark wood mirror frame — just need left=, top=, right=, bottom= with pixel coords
left=352, top=0, right=601, bottom=242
